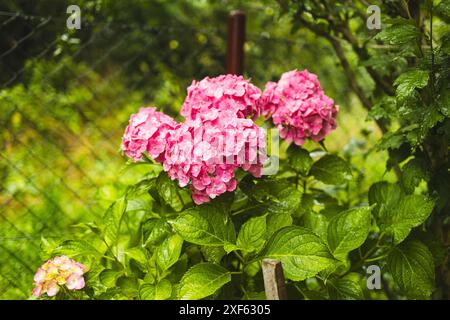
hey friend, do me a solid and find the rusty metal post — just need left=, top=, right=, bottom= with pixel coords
left=262, top=259, right=288, bottom=300
left=226, top=10, right=245, bottom=75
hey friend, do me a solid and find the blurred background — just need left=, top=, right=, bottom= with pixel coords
left=0, top=0, right=388, bottom=299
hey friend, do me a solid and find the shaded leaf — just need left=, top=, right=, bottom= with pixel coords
left=310, top=155, right=352, bottom=185
left=140, top=279, right=172, bottom=300
left=387, top=240, right=435, bottom=299
left=287, top=145, right=313, bottom=176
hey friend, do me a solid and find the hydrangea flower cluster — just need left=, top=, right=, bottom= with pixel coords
left=121, top=107, right=177, bottom=162
left=163, top=113, right=266, bottom=205
left=122, top=75, right=267, bottom=205
left=259, top=70, right=338, bottom=145
left=32, top=256, right=87, bottom=297
left=181, top=74, right=262, bottom=121
left=122, top=71, right=337, bottom=205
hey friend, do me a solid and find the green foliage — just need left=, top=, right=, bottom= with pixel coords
left=263, top=227, right=336, bottom=281
left=327, top=207, right=372, bottom=261
left=287, top=145, right=313, bottom=176
left=310, top=155, right=352, bottom=185
left=394, top=70, right=430, bottom=102
left=140, top=279, right=172, bottom=300
left=171, top=204, right=236, bottom=249
left=236, top=215, right=267, bottom=253
left=387, top=240, right=435, bottom=299
left=327, top=273, right=365, bottom=300
left=177, top=263, right=231, bottom=300
left=32, top=134, right=443, bottom=300
left=2, top=0, right=448, bottom=301
left=369, top=182, right=435, bottom=244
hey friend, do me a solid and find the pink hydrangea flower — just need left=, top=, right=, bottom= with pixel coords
left=32, top=256, right=88, bottom=298
left=259, top=70, right=338, bottom=145
left=163, top=114, right=267, bottom=205
left=121, top=107, right=177, bottom=162
left=181, top=75, right=262, bottom=121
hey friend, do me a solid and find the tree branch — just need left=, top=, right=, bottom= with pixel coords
left=298, top=18, right=371, bottom=108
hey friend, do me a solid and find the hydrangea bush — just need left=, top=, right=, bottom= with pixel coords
left=34, top=69, right=440, bottom=300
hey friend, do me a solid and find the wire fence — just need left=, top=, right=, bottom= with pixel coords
left=0, top=7, right=313, bottom=299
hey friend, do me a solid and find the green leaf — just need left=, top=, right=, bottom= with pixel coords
left=201, top=246, right=226, bottom=263
left=394, top=70, right=429, bottom=101
left=296, top=193, right=314, bottom=218
left=412, top=231, right=447, bottom=266
left=103, top=197, right=127, bottom=247
left=177, top=263, right=231, bottom=300
left=247, top=179, right=290, bottom=202
left=242, top=291, right=266, bottom=300
left=126, top=247, right=148, bottom=270
left=237, top=215, right=267, bottom=252
left=248, top=179, right=302, bottom=215
left=376, top=22, right=420, bottom=45
left=327, top=273, right=364, bottom=300
left=263, top=226, right=336, bottom=281
left=140, top=279, right=172, bottom=300
left=117, top=276, right=139, bottom=297
left=379, top=194, right=435, bottom=244
left=99, top=269, right=123, bottom=288
left=266, top=212, right=292, bottom=238
left=171, top=204, right=236, bottom=248
left=310, top=155, right=352, bottom=185
left=267, top=187, right=302, bottom=215
left=287, top=145, right=313, bottom=176
left=436, top=1, right=450, bottom=18
left=156, top=172, right=184, bottom=212
left=369, top=182, right=435, bottom=244
left=376, top=131, right=406, bottom=150
left=368, top=182, right=402, bottom=215
left=156, top=234, right=183, bottom=271
left=143, top=219, right=171, bottom=247
left=387, top=240, right=435, bottom=299
left=327, top=207, right=372, bottom=260
left=302, top=211, right=329, bottom=243
left=97, top=288, right=127, bottom=300
left=402, top=158, right=430, bottom=194
left=53, top=240, right=100, bottom=258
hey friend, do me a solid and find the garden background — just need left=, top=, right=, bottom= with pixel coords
left=0, top=0, right=448, bottom=299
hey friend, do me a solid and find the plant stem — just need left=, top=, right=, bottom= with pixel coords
left=234, top=251, right=246, bottom=264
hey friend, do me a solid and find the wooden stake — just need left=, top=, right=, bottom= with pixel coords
left=226, top=10, right=245, bottom=75
left=262, top=259, right=288, bottom=300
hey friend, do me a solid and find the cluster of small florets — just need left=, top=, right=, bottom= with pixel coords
left=122, top=75, right=266, bottom=205
left=259, top=70, right=338, bottom=145
left=32, top=256, right=87, bottom=298
left=121, top=107, right=177, bottom=162
left=121, top=71, right=338, bottom=204
left=181, top=74, right=262, bottom=121
left=163, top=113, right=266, bottom=205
